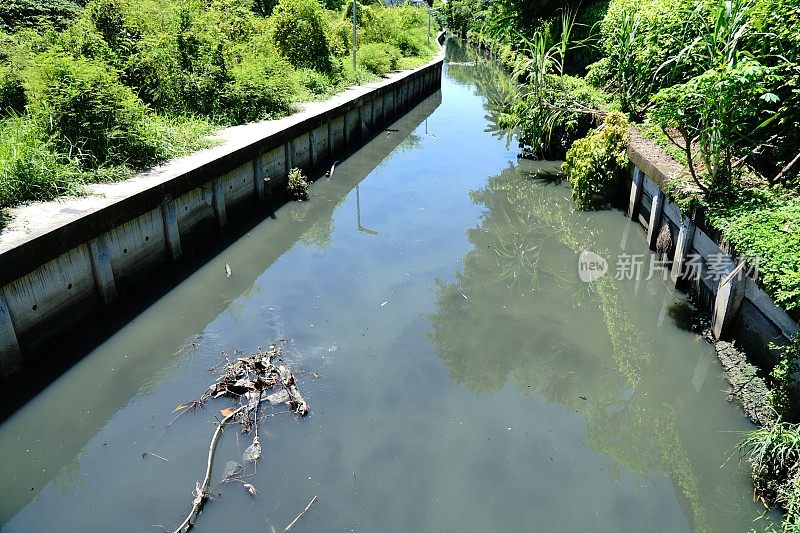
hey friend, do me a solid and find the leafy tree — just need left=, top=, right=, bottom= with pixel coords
left=252, top=0, right=279, bottom=17
left=649, top=0, right=780, bottom=191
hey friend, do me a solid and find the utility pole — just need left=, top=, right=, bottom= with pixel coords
left=352, top=0, right=357, bottom=80
left=427, top=7, right=431, bottom=46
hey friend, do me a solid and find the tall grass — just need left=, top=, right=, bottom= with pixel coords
left=0, top=116, right=87, bottom=207
left=497, top=11, right=607, bottom=159
left=0, top=112, right=216, bottom=209
left=740, top=421, right=800, bottom=532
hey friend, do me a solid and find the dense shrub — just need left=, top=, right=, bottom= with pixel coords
left=324, top=11, right=351, bottom=56
left=562, top=112, right=629, bottom=210
left=295, top=68, right=333, bottom=96
left=0, top=0, right=82, bottom=31
left=568, top=0, right=610, bottom=74
left=502, top=74, right=607, bottom=160
left=0, top=64, right=25, bottom=115
left=357, top=42, right=400, bottom=75
left=745, top=0, right=800, bottom=176
left=593, top=0, right=699, bottom=116
left=84, top=0, right=141, bottom=62
left=361, top=4, right=430, bottom=57
left=252, top=0, right=279, bottom=17
left=221, top=55, right=299, bottom=123
left=23, top=53, right=158, bottom=166
left=444, top=0, right=476, bottom=38
left=769, top=336, right=800, bottom=416
left=706, top=189, right=800, bottom=319
left=55, top=16, right=116, bottom=62
left=272, top=0, right=333, bottom=72
left=0, top=0, right=435, bottom=210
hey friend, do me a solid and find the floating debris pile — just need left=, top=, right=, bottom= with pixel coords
left=171, top=341, right=309, bottom=532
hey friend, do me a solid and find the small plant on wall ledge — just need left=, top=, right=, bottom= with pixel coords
left=287, top=167, right=309, bottom=201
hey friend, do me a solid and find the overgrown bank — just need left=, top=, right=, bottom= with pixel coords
left=443, top=0, right=799, bottom=529
left=446, top=0, right=799, bottom=323
left=0, top=0, right=439, bottom=211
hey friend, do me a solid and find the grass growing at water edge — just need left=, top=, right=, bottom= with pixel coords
left=740, top=422, right=800, bottom=532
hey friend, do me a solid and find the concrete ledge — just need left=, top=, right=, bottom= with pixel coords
left=627, top=128, right=685, bottom=191
left=624, top=127, right=798, bottom=359
left=0, top=34, right=446, bottom=376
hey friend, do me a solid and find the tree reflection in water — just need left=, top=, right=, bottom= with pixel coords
left=427, top=162, right=713, bottom=531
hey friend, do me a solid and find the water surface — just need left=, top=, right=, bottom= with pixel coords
left=0, top=42, right=761, bottom=532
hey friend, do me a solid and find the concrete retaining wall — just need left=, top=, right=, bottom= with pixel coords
left=626, top=139, right=798, bottom=363
left=0, top=40, right=445, bottom=378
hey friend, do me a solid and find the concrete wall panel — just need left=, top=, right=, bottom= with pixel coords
left=175, top=187, right=214, bottom=238
left=261, top=146, right=286, bottom=184
left=105, top=209, right=167, bottom=278
left=221, top=162, right=255, bottom=209
left=346, top=109, right=359, bottom=141
left=4, top=245, right=95, bottom=339
left=330, top=116, right=345, bottom=153
left=292, top=133, right=310, bottom=169
left=313, top=124, right=328, bottom=164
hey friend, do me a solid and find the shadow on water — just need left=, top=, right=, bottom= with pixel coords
left=0, top=91, right=441, bottom=519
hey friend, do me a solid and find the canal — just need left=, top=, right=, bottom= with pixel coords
left=0, top=41, right=762, bottom=532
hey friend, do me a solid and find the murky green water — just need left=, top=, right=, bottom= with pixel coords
left=0, top=42, right=762, bottom=532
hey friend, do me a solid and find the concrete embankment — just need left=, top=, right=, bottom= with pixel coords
left=625, top=129, right=798, bottom=362
left=0, top=35, right=446, bottom=379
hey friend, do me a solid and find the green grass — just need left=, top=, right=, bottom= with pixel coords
left=0, top=112, right=217, bottom=209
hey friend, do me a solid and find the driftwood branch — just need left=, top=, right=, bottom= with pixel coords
left=174, top=405, right=246, bottom=533
left=278, top=365, right=309, bottom=416
left=284, top=495, right=318, bottom=532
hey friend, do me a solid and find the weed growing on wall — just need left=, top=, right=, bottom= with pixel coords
left=287, top=167, right=309, bottom=201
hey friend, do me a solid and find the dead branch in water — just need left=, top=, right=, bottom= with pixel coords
left=174, top=405, right=246, bottom=533
left=278, top=365, right=309, bottom=416
left=171, top=342, right=311, bottom=532
left=284, top=495, right=318, bottom=532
